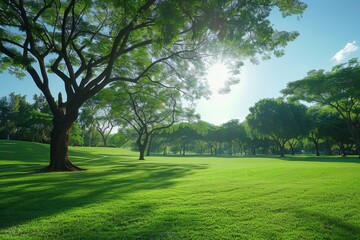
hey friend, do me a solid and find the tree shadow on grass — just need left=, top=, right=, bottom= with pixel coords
left=293, top=209, right=360, bottom=239
left=0, top=140, right=50, bottom=162
left=0, top=153, right=208, bottom=234
left=0, top=140, right=137, bottom=173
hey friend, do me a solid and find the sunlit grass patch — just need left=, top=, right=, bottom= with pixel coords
left=1, top=140, right=359, bottom=239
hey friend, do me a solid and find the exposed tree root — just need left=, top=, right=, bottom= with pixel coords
left=39, top=160, right=86, bottom=172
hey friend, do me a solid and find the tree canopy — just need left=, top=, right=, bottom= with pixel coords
left=110, top=81, right=183, bottom=160
left=0, top=0, right=307, bottom=171
left=282, top=58, right=360, bottom=157
left=246, top=98, right=307, bottom=157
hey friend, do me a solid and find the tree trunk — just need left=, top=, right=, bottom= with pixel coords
left=279, top=144, right=285, bottom=157
left=137, top=134, right=149, bottom=160
left=146, top=134, right=154, bottom=156
left=43, top=116, right=83, bottom=171
left=100, top=133, right=107, bottom=147
left=139, top=146, right=146, bottom=160
left=88, top=128, right=93, bottom=147
left=310, top=135, right=320, bottom=156
left=290, top=145, right=295, bottom=155
left=325, top=137, right=332, bottom=155
left=280, top=147, right=285, bottom=157
left=347, top=123, right=360, bottom=158
left=251, top=146, right=256, bottom=155
left=314, top=141, right=320, bottom=156
left=339, top=142, right=346, bottom=157
left=288, top=139, right=298, bottom=155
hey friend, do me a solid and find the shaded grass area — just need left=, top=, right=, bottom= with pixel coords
left=1, top=140, right=359, bottom=239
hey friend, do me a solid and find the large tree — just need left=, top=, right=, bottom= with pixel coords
left=282, top=58, right=360, bottom=157
left=0, top=0, right=306, bottom=171
left=246, top=98, right=307, bottom=157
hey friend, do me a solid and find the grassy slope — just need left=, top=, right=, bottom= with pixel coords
left=0, top=140, right=359, bottom=240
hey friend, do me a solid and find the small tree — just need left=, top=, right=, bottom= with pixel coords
left=206, top=126, right=223, bottom=155
left=29, top=94, right=52, bottom=143
left=88, top=91, right=117, bottom=147
left=111, top=82, right=181, bottom=160
left=221, top=119, right=241, bottom=155
left=69, top=122, right=83, bottom=146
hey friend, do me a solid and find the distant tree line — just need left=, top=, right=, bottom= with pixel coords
left=148, top=102, right=357, bottom=157
left=0, top=93, right=52, bottom=143
left=1, top=59, right=359, bottom=158
left=0, top=96, right=357, bottom=158
left=1, top=94, right=356, bottom=158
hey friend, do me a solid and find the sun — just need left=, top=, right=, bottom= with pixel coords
left=206, top=62, right=230, bottom=93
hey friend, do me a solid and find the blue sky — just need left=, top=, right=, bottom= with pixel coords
left=1, top=0, right=359, bottom=125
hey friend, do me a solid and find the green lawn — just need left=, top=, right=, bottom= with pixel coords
left=1, top=140, right=359, bottom=240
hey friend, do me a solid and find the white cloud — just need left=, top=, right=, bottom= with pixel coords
left=331, top=41, right=359, bottom=62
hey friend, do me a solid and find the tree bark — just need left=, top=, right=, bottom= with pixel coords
left=100, top=133, right=107, bottom=147
left=325, top=138, right=332, bottom=155
left=139, top=146, right=146, bottom=160
left=228, top=141, right=233, bottom=156
left=339, top=142, right=346, bottom=157
left=251, top=146, right=256, bottom=155
left=280, top=145, right=285, bottom=157
left=278, top=141, right=286, bottom=157
left=314, top=141, right=320, bottom=156
left=42, top=115, right=83, bottom=171
left=346, top=121, right=360, bottom=158
left=146, top=134, right=154, bottom=156
left=137, top=134, right=149, bottom=160
left=310, top=132, right=320, bottom=156
left=288, top=139, right=298, bottom=155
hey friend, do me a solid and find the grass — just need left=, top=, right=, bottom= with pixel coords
left=1, top=140, right=360, bottom=240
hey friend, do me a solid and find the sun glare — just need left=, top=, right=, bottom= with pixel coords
left=206, top=62, right=230, bottom=93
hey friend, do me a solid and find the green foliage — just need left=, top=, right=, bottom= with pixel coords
left=121, top=82, right=181, bottom=158
left=0, top=93, right=54, bottom=142
left=69, top=122, right=84, bottom=146
left=246, top=98, right=308, bottom=156
left=282, top=58, right=360, bottom=156
left=308, top=107, right=355, bottom=156
left=108, top=130, right=130, bottom=148
left=0, top=0, right=307, bottom=107
left=282, top=59, right=360, bottom=108
left=1, top=140, right=360, bottom=239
